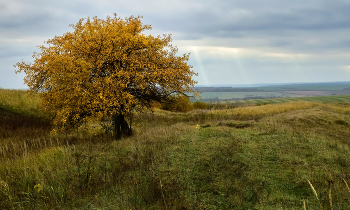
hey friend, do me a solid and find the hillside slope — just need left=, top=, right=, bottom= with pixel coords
left=0, top=89, right=350, bottom=209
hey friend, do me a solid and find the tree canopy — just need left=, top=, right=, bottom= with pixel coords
left=14, top=14, right=197, bottom=138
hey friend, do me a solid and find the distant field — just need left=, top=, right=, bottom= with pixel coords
left=194, top=91, right=310, bottom=101
left=219, top=94, right=350, bottom=105
left=193, top=82, right=350, bottom=102
left=257, top=84, right=350, bottom=91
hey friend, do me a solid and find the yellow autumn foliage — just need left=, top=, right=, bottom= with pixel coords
left=14, top=14, right=197, bottom=133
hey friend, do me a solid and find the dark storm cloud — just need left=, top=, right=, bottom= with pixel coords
left=160, top=1, right=350, bottom=34
left=0, top=0, right=101, bottom=38
left=149, top=0, right=350, bottom=53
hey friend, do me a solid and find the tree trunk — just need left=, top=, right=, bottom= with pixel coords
left=113, top=113, right=132, bottom=139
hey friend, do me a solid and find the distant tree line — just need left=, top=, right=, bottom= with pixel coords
left=196, top=87, right=262, bottom=92
left=192, top=95, right=283, bottom=102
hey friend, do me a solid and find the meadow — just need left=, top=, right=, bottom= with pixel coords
left=1, top=88, right=350, bottom=209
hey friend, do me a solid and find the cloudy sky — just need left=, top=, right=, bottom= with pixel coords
left=1, top=0, right=350, bottom=89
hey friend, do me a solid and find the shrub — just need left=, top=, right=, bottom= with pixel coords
left=192, top=101, right=209, bottom=109
left=161, top=96, right=193, bottom=112
left=150, top=101, right=162, bottom=109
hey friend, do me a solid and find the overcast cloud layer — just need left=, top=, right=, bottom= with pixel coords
left=1, top=0, right=350, bottom=89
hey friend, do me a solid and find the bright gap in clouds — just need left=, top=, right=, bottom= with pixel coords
left=260, top=53, right=309, bottom=83
left=229, top=48, right=251, bottom=85
left=191, top=46, right=210, bottom=86
left=289, top=56, right=308, bottom=83
left=189, top=46, right=251, bottom=86
left=215, top=47, right=246, bottom=85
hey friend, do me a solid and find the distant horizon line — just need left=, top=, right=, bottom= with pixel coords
left=2, top=80, right=350, bottom=90
left=194, top=81, right=350, bottom=88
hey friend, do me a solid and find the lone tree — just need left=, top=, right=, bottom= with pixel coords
left=15, top=14, right=197, bottom=139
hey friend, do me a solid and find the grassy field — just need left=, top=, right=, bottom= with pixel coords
left=213, top=94, right=350, bottom=106
left=1, top=89, right=350, bottom=209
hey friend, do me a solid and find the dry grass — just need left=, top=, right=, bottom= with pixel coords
left=208, top=101, right=318, bottom=121
left=2, top=89, right=350, bottom=209
left=321, top=103, right=350, bottom=114
left=307, top=179, right=323, bottom=209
